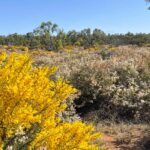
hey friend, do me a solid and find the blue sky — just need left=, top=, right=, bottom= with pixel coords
left=0, top=0, right=150, bottom=35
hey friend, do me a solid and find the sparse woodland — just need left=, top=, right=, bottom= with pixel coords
left=0, top=21, right=150, bottom=51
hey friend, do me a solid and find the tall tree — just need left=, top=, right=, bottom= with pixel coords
left=33, top=21, right=58, bottom=36
left=33, top=21, right=59, bottom=50
left=92, top=29, right=106, bottom=45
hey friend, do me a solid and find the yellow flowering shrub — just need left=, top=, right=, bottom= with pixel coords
left=85, top=46, right=100, bottom=52
left=31, top=50, right=55, bottom=57
left=62, top=45, right=75, bottom=53
left=0, top=52, right=101, bottom=149
left=2, top=45, right=28, bottom=51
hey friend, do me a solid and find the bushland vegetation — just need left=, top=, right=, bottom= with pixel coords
left=0, top=50, right=101, bottom=149
left=0, top=21, right=150, bottom=51
left=0, top=20, right=150, bottom=150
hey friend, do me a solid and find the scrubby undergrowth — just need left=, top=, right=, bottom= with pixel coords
left=33, top=46, right=150, bottom=123
left=1, top=45, right=150, bottom=150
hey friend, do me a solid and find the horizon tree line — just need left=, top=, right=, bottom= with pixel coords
left=0, top=21, right=150, bottom=51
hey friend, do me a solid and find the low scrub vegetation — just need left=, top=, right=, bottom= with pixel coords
left=0, top=45, right=149, bottom=149
left=33, top=46, right=150, bottom=123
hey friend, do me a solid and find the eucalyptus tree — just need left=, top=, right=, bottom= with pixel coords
left=92, top=28, right=106, bottom=45
left=66, top=30, right=79, bottom=45
left=33, top=21, right=59, bottom=50
left=145, top=0, right=150, bottom=9
left=79, top=28, right=92, bottom=48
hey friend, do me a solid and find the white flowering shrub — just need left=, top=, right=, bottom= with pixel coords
left=68, top=48, right=150, bottom=122
left=33, top=47, right=150, bottom=122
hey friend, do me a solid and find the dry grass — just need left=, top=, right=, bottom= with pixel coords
left=96, top=122, right=150, bottom=150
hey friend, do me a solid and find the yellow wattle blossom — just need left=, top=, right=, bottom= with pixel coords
left=0, top=52, right=101, bottom=149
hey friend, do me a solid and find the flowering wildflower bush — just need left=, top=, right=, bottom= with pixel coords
left=31, top=46, right=150, bottom=122
left=0, top=52, right=101, bottom=149
left=68, top=48, right=150, bottom=122
left=2, top=45, right=28, bottom=52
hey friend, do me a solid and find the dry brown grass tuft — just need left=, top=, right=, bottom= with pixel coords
left=96, top=122, right=150, bottom=150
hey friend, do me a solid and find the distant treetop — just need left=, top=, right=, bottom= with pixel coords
left=145, top=0, right=150, bottom=9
